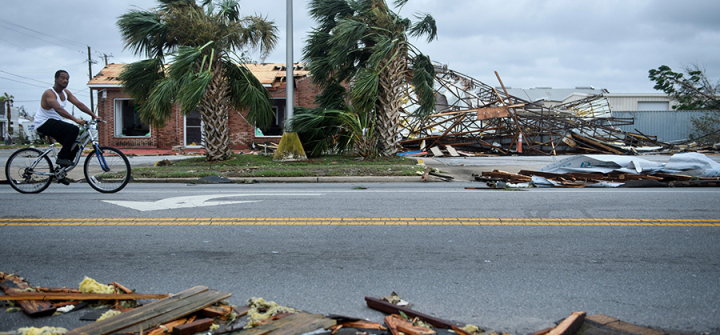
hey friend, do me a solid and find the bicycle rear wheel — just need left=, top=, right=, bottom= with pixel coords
left=5, top=148, right=54, bottom=193
left=84, top=146, right=131, bottom=193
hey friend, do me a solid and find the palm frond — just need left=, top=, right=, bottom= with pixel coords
left=223, top=60, right=274, bottom=129
left=411, top=53, right=436, bottom=117
left=334, top=108, right=377, bottom=157
left=366, top=34, right=396, bottom=69
left=315, top=80, right=348, bottom=110
left=117, top=10, right=169, bottom=58
left=240, top=15, right=280, bottom=60
left=350, top=68, right=379, bottom=114
left=409, top=13, right=437, bottom=42
left=328, top=19, right=367, bottom=66
left=288, top=107, right=346, bottom=157
left=216, top=0, right=241, bottom=22
left=168, top=44, right=208, bottom=78
left=176, top=71, right=213, bottom=115
left=393, top=0, right=410, bottom=9
left=138, top=76, right=178, bottom=127
left=309, top=0, right=355, bottom=31
left=118, top=58, right=166, bottom=103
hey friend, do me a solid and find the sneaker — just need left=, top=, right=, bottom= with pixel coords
left=56, top=159, right=73, bottom=167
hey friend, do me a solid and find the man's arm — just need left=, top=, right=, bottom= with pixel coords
left=66, top=90, right=100, bottom=121
left=43, top=89, right=86, bottom=125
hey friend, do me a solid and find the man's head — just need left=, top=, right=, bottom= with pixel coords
left=54, top=70, right=69, bottom=89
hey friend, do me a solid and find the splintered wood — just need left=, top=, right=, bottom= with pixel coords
left=399, top=68, right=668, bottom=156
left=0, top=273, right=56, bottom=317
left=473, top=169, right=699, bottom=187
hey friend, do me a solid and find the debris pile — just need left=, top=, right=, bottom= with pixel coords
left=473, top=153, right=720, bottom=188
left=400, top=67, right=669, bottom=156
left=0, top=273, right=699, bottom=335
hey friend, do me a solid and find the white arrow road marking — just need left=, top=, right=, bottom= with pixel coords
left=103, top=193, right=321, bottom=211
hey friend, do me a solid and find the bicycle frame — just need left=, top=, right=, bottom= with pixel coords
left=29, top=121, right=106, bottom=177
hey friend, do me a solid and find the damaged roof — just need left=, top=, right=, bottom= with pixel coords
left=503, top=87, right=609, bottom=103
left=87, top=63, right=310, bottom=88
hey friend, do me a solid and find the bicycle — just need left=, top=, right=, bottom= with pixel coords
left=5, top=120, right=131, bottom=194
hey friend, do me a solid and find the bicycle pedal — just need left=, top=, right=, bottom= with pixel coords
left=57, top=178, right=71, bottom=186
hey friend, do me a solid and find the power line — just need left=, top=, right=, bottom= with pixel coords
left=0, top=76, right=91, bottom=99
left=0, top=22, right=86, bottom=55
left=0, top=76, right=48, bottom=89
left=0, top=18, right=113, bottom=62
left=0, top=18, right=88, bottom=49
left=0, top=70, right=51, bottom=86
left=0, top=37, right=67, bottom=66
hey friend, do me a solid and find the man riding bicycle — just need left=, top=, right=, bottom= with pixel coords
left=34, top=70, right=101, bottom=168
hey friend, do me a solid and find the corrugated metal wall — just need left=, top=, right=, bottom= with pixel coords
left=611, top=110, right=715, bottom=143
left=606, top=95, right=674, bottom=111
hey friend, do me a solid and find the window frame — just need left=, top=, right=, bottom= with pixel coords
left=184, top=109, right=204, bottom=148
left=113, top=98, right=151, bottom=138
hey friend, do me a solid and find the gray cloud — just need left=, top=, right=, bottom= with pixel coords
left=1, top=0, right=718, bottom=112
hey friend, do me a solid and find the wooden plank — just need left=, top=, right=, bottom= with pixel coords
left=365, top=297, right=459, bottom=329
left=477, top=106, right=509, bottom=121
left=172, top=318, right=215, bottom=335
left=0, top=273, right=56, bottom=317
left=445, top=145, right=460, bottom=157
left=118, top=290, right=232, bottom=334
left=229, top=313, right=335, bottom=335
left=421, top=167, right=430, bottom=181
left=148, top=317, right=194, bottom=335
left=201, top=305, right=233, bottom=318
left=110, top=282, right=133, bottom=294
left=0, top=292, right=169, bottom=301
left=385, top=315, right=435, bottom=335
left=339, top=320, right=386, bottom=330
left=65, top=286, right=209, bottom=335
left=271, top=314, right=336, bottom=335
left=37, top=287, right=83, bottom=294
left=429, top=146, right=444, bottom=157
left=547, top=312, right=585, bottom=335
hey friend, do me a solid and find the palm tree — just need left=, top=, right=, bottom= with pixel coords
left=117, top=0, right=279, bottom=161
left=303, top=0, right=437, bottom=156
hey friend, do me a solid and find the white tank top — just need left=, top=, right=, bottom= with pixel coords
left=34, top=88, right=68, bottom=128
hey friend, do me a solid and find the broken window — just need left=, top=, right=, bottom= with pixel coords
left=114, top=99, right=150, bottom=137
left=256, top=98, right=285, bottom=137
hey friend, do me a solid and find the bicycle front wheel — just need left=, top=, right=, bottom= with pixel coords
left=84, top=146, right=131, bottom=193
left=5, top=148, right=54, bottom=194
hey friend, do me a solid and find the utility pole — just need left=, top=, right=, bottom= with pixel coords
left=102, top=53, right=113, bottom=66
left=272, top=0, right=307, bottom=161
left=88, top=46, right=94, bottom=113
left=285, top=0, right=294, bottom=130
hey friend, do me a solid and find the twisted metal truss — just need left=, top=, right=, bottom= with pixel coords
left=399, top=64, right=665, bottom=155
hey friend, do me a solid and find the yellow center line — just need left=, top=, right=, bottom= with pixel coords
left=0, top=218, right=718, bottom=226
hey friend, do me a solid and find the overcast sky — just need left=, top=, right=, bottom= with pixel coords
left=2, top=0, right=719, bottom=115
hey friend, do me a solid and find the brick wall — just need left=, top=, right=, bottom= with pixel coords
left=94, top=77, right=321, bottom=149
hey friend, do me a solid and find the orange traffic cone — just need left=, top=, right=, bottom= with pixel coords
left=517, top=133, right=523, bottom=153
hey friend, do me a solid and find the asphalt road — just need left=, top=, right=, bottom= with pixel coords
left=1, top=183, right=719, bottom=334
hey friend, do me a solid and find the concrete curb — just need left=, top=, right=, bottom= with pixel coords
left=131, top=176, right=445, bottom=184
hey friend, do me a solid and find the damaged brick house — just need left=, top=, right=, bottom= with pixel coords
left=87, top=63, right=319, bottom=150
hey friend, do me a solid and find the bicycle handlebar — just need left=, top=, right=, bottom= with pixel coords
left=83, top=119, right=107, bottom=128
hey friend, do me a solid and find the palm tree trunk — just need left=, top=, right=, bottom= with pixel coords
left=375, top=53, right=407, bottom=156
left=199, top=63, right=232, bottom=161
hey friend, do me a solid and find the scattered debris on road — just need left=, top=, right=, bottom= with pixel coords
left=472, top=153, right=720, bottom=188
left=0, top=273, right=706, bottom=335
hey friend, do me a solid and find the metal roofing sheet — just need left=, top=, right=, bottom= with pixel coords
left=611, top=110, right=713, bottom=143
